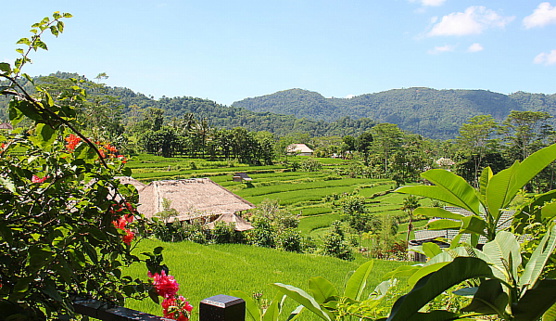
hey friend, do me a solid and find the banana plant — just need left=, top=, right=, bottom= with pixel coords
left=397, top=143, right=556, bottom=244
left=272, top=260, right=390, bottom=320
left=384, top=225, right=556, bottom=321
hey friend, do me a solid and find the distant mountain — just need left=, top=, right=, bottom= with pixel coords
left=0, top=73, right=376, bottom=138
left=233, top=88, right=556, bottom=139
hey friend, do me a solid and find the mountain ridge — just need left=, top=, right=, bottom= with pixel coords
left=232, top=87, right=556, bottom=139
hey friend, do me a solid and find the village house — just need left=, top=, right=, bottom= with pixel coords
left=118, top=177, right=255, bottom=231
left=286, top=143, right=314, bottom=156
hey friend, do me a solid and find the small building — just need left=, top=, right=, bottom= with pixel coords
left=232, top=172, right=253, bottom=182
left=286, top=143, right=313, bottom=156
left=0, top=122, right=13, bottom=131
left=435, top=157, right=455, bottom=168
left=134, top=177, right=255, bottom=231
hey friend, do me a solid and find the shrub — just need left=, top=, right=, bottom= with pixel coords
left=277, top=228, right=303, bottom=252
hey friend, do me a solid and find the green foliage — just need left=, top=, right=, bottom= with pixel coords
left=321, top=222, right=354, bottom=261
left=397, top=143, right=556, bottom=243
left=0, top=14, right=162, bottom=319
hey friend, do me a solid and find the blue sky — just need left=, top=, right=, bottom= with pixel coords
left=2, top=1, right=556, bottom=105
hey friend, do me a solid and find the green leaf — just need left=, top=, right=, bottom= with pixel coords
left=422, top=242, right=442, bottom=258
left=542, top=302, right=556, bottom=321
left=262, top=293, right=283, bottom=321
left=479, top=167, right=493, bottom=199
left=486, top=161, right=519, bottom=221
left=34, top=123, right=56, bottom=147
left=0, top=62, right=10, bottom=74
left=513, top=279, right=556, bottom=321
left=229, top=290, right=261, bottom=321
left=63, top=13, right=73, bottom=18
left=542, top=203, right=556, bottom=220
left=345, top=260, right=374, bottom=301
left=483, top=231, right=521, bottom=281
left=386, top=257, right=494, bottom=321
left=427, top=219, right=461, bottom=230
left=272, top=283, right=331, bottom=321
left=308, top=277, right=338, bottom=304
left=520, top=224, right=556, bottom=289
left=514, top=144, right=556, bottom=197
left=414, top=207, right=466, bottom=220
left=460, top=215, right=486, bottom=236
left=461, top=279, right=508, bottom=315
left=16, top=38, right=31, bottom=46
left=420, top=169, right=480, bottom=213
left=408, top=262, right=450, bottom=287
left=0, top=178, right=16, bottom=193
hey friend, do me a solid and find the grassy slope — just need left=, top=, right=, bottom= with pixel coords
left=124, top=239, right=407, bottom=320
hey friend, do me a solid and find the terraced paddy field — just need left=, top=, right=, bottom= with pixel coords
left=126, top=154, right=427, bottom=241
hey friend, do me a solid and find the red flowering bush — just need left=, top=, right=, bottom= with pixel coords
left=0, top=13, right=168, bottom=320
left=148, top=270, right=193, bottom=321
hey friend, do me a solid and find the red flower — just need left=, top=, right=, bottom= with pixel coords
left=125, top=213, right=134, bottom=224
left=162, top=296, right=192, bottom=321
left=31, top=175, right=49, bottom=184
left=65, top=134, right=81, bottom=151
left=148, top=270, right=180, bottom=299
left=112, top=217, right=127, bottom=230
left=122, top=229, right=134, bottom=245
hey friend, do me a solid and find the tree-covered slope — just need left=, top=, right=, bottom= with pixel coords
left=0, top=73, right=376, bottom=137
left=233, top=87, right=556, bottom=139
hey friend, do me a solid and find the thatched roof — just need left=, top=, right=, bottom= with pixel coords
left=205, top=213, right=254, bottom=231
left=0, top=123, right=13, bottom=130
left=137, top=178, right=256, bottom=221
left=287, top=143, right=313, bottom=154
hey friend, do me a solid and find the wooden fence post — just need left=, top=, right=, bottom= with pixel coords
left=199, top=294, right=245, bottom=321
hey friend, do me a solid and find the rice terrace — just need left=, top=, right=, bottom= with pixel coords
left=4, top=6, right=556, bottom=321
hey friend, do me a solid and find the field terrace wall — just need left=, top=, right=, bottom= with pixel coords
left=123, top=177, right=256, bottom=229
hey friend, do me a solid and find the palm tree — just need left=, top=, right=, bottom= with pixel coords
left=402, top=195, right=420, bottom=244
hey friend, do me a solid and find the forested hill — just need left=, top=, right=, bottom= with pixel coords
left=0, top=73, right=376, bottom=138
left=233, top=88, right=556, bottom=139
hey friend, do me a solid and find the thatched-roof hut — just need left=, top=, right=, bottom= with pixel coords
left=137, top=178, right=255, bottom=223
left=205, top=213, right=254, bottom=231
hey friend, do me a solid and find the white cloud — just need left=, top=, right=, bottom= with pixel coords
left=534, top=50, right=556, bottom=65
left=467, top=43, right=484, bottom=52
left=345, top=94, right=355, bottom=99
left=427, top=6, right=514, bottom=36
left=410, top=0, right=446, bottom=7
left=428, top=44, right=456, bottom=54
left=523, top=2, right=556, bottom=28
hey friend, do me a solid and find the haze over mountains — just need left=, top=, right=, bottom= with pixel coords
left=233, top=88, right=556, bottom=139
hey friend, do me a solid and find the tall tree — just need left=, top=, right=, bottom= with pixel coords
left=502, top=110, right=552, bottom=161
left=370, top=123, right=403, bottom=173
left=456, top=115, right=499, bottom=186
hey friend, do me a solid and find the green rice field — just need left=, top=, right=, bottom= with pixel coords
left=126, top=154, right=427, bottom=241
left=124, top=239, right=408, bottom=320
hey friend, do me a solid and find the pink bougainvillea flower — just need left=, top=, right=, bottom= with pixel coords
left=65, top=134, right=81, bottom=151
left=31, top=175, right=49, bottom=184
left=148, top=270, right=180, bottom=299
left=122, top=229, right=134, bottom=245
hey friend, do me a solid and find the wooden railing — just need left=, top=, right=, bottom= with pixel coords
left=73, top=294, right=245, bottom=321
